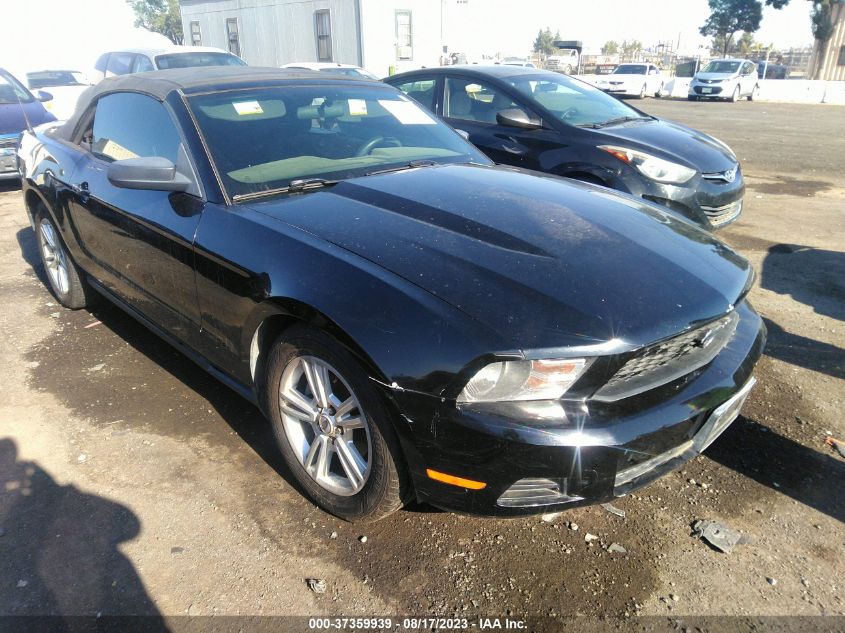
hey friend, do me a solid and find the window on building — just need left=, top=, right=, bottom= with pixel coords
left=190, top=21, right=202, bottom=46
left=315, top=10, right=333, bottom=62
left=395, top=10, right=412, bottom=60
left=838, top=45, right=845, bottom=66
left=226, top=18, right=241, bottom=57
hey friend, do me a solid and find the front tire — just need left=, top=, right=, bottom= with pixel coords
left=638, top=84, right=647, bottom=99
left=35, top=209, right=92, bottom=309
left=264, top=325, right=410, bottom=522
left=730, top=86, right=740, bottom=102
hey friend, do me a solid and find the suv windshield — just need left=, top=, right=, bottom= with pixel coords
left=156, top=52, right=247, bottom=70
left=702, top=61, right=741, bottom=74
left=188, top=84, right=487, bottom=200
left=0, top=70, right=33, bottom=104
left=612, top=65, right=648, bottom=75
left=505, top=73, right=647, bottom=128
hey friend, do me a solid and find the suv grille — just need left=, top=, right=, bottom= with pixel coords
left=0, top=135, right=19, bottom=150
left=594, top=311, right=739, bottom=402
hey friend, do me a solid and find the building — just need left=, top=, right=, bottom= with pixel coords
left=808, top=0, right=845, bottom=80
left=178, top=0, right=445, bottom=77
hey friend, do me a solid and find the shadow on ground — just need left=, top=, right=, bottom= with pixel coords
left=0, top=438, right=168, bottom=629
left=706, top=416, right=845, bottom=525
left=761, top=244, right=845, bottom=322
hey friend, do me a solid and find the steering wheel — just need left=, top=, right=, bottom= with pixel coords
left=355, top=135, right=401, bottom=157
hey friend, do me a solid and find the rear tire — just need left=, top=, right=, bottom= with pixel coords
left=655, top=83, right=664, bottom=98
left=35, top=208, right=93, bottom=309
left=263, top=325, right=410, bottom=522
left=747, top=84, right=759, bottom=101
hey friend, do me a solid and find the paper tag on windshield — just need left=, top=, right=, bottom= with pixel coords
left=233, top=101, right=264, bottom=115
left=378, top=99, right=436, bottom=124
left=347, top=99, right=368, bottom=116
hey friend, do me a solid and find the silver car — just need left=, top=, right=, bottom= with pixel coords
left=689, top=59, right=759, bottom=102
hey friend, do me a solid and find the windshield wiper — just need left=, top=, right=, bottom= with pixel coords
left=364, top=159, right=438, bottom=177
left=232, top=178, right=339, bottom=203
left=594, top=115, right=651, bottom=128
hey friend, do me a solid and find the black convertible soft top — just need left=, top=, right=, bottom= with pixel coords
left=57, top=66, right=376, bottom=141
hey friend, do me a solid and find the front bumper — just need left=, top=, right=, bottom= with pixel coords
left=388, top=301, right=765, bottom=517
left=689, top=82, right=735, bottom=99
left=0, top=134, right=21, bottom=180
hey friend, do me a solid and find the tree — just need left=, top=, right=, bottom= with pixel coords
left=699, top=0, right=763, bottom=57
left=602, top=40, right=619, bottom=55
left=763, top=0, right=844, bottom=79
left=711, top=31, right=758, bottom=56
left=128, top=0, right=184, bottom=45
left=620, top=39, right=643, bottom=60
left=532, top=28, right=557, bottom=58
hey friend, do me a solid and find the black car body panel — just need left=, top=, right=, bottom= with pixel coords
left=385, top=66, right=745, bottom=231
left=19, top=68, right=765, bottom=517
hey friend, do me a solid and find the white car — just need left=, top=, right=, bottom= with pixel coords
left=596, top=63, right=664, bottom=99
left=280, top=62, right=379, bottom=80
left=91, top=46, right=246, bottom=82
left=689, top=59, right=759, bottom=102
left=25, top=70, right=91, bottom=120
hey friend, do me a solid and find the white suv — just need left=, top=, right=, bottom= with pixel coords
left=689, top=59, right=759, bottom=102
left=91, top=46, right=246, bottom=82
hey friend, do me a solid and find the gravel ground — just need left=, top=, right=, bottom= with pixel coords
left=0, top=99, right=842, bottom=629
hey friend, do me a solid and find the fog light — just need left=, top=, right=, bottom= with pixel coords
left=497, top=477, right=583, bottom=508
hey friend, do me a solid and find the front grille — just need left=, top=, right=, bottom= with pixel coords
left=694, top=86, right=723, bottom=95
left=594, top=311, right=740, bottom=402
left=702, top=199, right=742, bottom=227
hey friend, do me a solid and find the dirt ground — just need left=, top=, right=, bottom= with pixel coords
left=0, top=99, right=843, bottom=629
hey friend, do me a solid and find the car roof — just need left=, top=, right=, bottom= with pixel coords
left=56, top=66, right=387, bottom=141
left=390, top=64, right=561, bottom=80
left=106, top=46, right=232, bottom=57
left=282, top=62, right=360, bottom=69
left=707, top=58, right=747, bottom=63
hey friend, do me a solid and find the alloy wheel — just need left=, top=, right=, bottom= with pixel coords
left=38, top=219, right=70, bottom=296
left=279, top=355, right=372, bottom=496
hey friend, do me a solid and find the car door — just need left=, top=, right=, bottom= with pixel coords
left=439, top=75, right=555, bottom=171
left=647, top=65, right=661, bottom=94
left=743, top=62, right=757, bottom=93
left=66, top=91, right=203, bottom=341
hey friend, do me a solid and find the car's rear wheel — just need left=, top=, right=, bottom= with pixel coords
left=35, top=210, right=92, bottom=309
left=730, top=86, right=740, bottom=102
left=748, top=84, right=759, bottom=101
left=264, top=325, right=410, bottom=522
left=655, top=83, right=664, bottom=98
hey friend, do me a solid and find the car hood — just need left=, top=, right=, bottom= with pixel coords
left=694, top=72, right=737, bottom=81
left=249, top=164, right=751, bottom=352
left=591, top=118, right=736, bottom=173
left=0, top=101, right=55, bottom=135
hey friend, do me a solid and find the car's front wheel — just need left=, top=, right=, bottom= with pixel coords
left=638, top=84, right=647, bottom=99
left=730, top=85, right=741, bottom=102
left=264, top=325, right=410, bottom=522
left=35, top=210, right=93, bottom=309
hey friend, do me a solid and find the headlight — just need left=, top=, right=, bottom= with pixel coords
left=457, top=358, right=591, bottom=403
left=598, top=145, right=696, bottom=184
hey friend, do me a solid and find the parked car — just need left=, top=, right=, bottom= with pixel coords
left=596, top=63, right=664, bottom=98
left=755, top=60, right=788, bottom=80
left=25, top=70, right=92, bottom=120
left=546, top=48, right=579, bottom=74
left=0, top=68, right=55, bottom=180
left=386, top=66, right=745, bottom=230
left=20, top=67, right=764, bottom=521
left=688, top=58, right=759, bottom=102
left=91, top=46, right=246, bottom=81
left=501, top=59, right=536, bottom=68
left=280, top=62, right=379, bottom=80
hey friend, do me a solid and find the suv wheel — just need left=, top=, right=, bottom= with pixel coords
left=748, top=84, right=759, bottom=101
left=730, top=85, right=740, bottom=102
left=35, top=209, right=94, bottom=309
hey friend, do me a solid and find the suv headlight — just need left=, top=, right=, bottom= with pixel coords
left=598, top=145, right=696, bottom=184
left=457, top=358, right=591, bottom=403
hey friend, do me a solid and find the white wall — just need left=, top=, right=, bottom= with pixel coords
left=358, top=0, right=443, bottom=77
left=180, top=0, right=362, bottom=68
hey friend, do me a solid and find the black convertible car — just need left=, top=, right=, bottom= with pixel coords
left=19, top=68, right=764, bottom=521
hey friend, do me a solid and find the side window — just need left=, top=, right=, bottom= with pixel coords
left=106, top=52, right=135, bottom=77
left=94, top=54, right=110, bottom=74
left=393, top=78, right=437, bottom=111
left=444, top=77, right=518, bottom=124
left=88, top=93, right=181, bottom=164
left=133, top=55, right=155, bottom=73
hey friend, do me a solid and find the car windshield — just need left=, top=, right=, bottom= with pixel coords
left=155, top=52, right=247, bottom=70
left=702, top=61, right=741, bottom=74
left=188, top=84, right=487, bottom=200
left=319, top=67, right=379, bottom=80
left=26, top=71, right=87, bottom=88
left=0, top=70, right=33, bottom=104
left=505, top=73, right=647, bottom=128
left=612, top=65, right=648, bottom=75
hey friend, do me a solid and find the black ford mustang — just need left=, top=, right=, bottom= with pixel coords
left=19, top=67, right=765, bottom=521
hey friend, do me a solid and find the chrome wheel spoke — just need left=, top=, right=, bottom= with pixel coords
left=301, top=358, right=331, bottom=408
left=280, top=387, right=317, bottom=421
left=340, top=416, right=365, bottom=430
left=335, top=440, right=366, bottom=488
left=333, top=395, right=357, bottom=419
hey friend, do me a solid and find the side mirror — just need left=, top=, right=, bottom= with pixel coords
left=107, top=156, right=191, bottom=192
left=36, top=90, right=54, bottom=102
left=496, top=108, right=542, bottom=130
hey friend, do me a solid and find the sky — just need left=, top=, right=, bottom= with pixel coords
left=447, top=0, right=816, bottom=58
left=1, top=0, right=816, bottom=78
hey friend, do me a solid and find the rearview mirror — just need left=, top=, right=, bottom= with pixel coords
left=496, top=108, right=542, bottom=130
left=36, top=90, right=53, bottom=102
left=107, top=156, right=192, bottom=192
